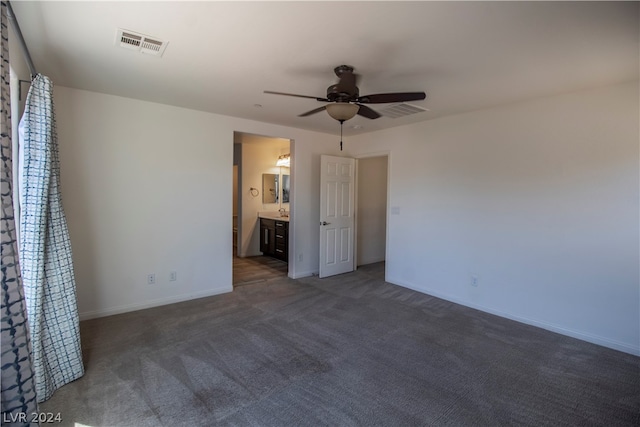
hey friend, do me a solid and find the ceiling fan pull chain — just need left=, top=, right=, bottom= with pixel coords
left=340, top=120, right=344, bottom=151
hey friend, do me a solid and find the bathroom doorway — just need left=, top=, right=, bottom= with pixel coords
left=232, top=132, right=291, bottom=287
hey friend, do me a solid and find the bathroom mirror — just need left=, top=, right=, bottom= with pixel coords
left=282, top=174, right=290, bottom=203
left=262, top=173, right=278, bottom=204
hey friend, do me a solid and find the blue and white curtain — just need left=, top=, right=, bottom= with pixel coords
left=0, top=2, right=40, bottom=425
left=18, top=74, right=84, bottom=400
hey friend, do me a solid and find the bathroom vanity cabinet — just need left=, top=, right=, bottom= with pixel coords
left=260, top=218, right=288, bottom=262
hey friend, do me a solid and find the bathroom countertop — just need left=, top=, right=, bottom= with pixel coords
left=258, top=211, right=289, bottom=222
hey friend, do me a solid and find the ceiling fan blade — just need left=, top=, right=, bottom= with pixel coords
left=356, top=104, right=381, bottom=119
left=298, top=106, right=327, bottom=117
left=264, top=90, right=328, bottom=101
left=357, top=92, right=426, bottom=104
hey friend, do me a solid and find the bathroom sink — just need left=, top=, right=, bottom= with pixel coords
left=258, top=211, right=289, bottom=221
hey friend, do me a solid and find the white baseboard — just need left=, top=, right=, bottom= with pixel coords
left=79, top=286, right=233, bottom=321
left=290, top=269, right=318, bottom=279
left=358, top=257, right=385, bottom=267
left=386, top=275, right=640, bottom=357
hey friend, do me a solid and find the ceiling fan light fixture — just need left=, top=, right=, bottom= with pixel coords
left=326, top=103, right=359, bottom=121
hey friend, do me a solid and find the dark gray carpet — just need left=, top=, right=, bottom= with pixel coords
left=41, top=262, right=639, bottom=426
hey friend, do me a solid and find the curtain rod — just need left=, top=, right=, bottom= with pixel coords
left=6, top=1, right=37, bottom=79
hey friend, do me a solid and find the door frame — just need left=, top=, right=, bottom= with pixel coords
left=317, top=150, right=390, bottom=279
left=232, top=131, right=295, bottom=282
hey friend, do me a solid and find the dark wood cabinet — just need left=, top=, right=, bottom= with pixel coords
left=260, top=218, right=288, bottom=262
left=260, top=218, right=275, bottom=256
left=273, top=220, right=288, bottom=262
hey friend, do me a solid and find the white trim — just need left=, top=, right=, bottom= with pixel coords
left=358, top=257, right=386, bottom=266
left=353, top=149, right=392, bottom=160
left=387, top=275, right=640, bottom=357
left=353, top=158, right=359, bottom=269
left=290, top=269, right=317, bottom=279
left=79, top=286, right=232, bottom=321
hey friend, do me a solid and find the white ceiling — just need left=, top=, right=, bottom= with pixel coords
left=9, top=1, right=639, bottom=136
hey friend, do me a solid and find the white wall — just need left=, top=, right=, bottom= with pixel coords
left=346, top=81, right=640, bottom=355
left=54, top=82, right=638, bottom=354
left=54, top=86, right=338, bottom=319
left=238, top=134, right=289, bottom=257
left=357, top=156, right=387, bottom=266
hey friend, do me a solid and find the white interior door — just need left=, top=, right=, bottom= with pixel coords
left=319, top=155, right=355, bottom=278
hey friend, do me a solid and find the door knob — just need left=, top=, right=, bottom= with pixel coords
left=321, top=221, right=331, bottom=226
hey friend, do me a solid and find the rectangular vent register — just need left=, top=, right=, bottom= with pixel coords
left=116, top=28, right=168, bottom=57
left=379, top=103, right=429, bottom=119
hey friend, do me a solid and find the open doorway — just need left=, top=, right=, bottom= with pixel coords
left=233, top=132, right=292, bottom=287
left=356, top=155, right=388, bottom=273
left=317, top=153, right=388, bottom=279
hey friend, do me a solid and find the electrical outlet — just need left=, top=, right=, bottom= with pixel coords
left=470, top=275, right=479, bottom=287
left=297, top=254, right=303, bottom=262
left=147, top=274, right=156, bottom=285
left=170, top=271, right=177, bottom=281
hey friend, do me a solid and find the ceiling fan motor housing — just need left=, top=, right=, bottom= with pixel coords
left=327, top=65, right=359, bottom=102
left=326, top=83, right=358, bottom=102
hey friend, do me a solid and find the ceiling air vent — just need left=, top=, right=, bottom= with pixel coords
left=116, top=28, right=168, bottom=57
left=379, top=103, right=429, bottom=119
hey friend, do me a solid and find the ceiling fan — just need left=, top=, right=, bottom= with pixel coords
left=264, top=65, right=427, bottom=122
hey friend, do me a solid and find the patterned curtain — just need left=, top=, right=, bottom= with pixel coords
left=18, top=74, right=84, bottom=400
left=0, top=2, right=40, bottom=425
